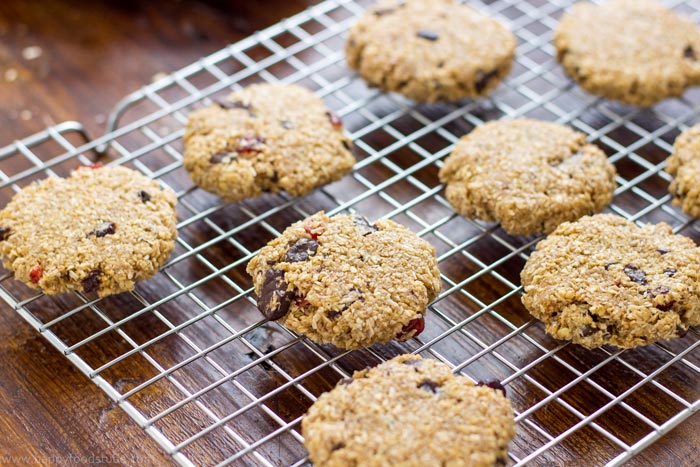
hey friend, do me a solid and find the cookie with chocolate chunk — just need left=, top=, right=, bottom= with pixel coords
left=554, top=0, right=700, bottom=106
left=521, top=214, right=700, bottom=349
left=184, top=83, right=354, bottom=201
left=667, top=123, right=700, bottom=217
left=302, top=354, right=515, bottom=467
left=439, top=119, right=617, bottom=236
left=0, top=166, right=178, bottom=297
left=346, top=0, right=515, bottom=102
left=246, top=212, right=441, bottom=349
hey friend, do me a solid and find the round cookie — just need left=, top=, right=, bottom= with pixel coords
left=667, top=124, right=700, bottom=217
left=554, top=0, right=700, bottom=106
left=183, top=83, right=355, bottom=202
left=439, top=119, right=617, bottom=236
left=0, top=166, right=178, bottom=297
left=521, top=214, right=700, bottom=349
left=246, top=212, right=441, bottom=349
left=302, top=354, right=515, bottom=467
left=345, top=0, right=516, bottom=103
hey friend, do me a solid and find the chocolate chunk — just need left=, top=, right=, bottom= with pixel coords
left=0, top=226, right=11, bottom=241
left=416, top=30, right=439, bottom=41
left=353, top=214, right=378, bottom=235
left=331, top=442, right=346, bottom=452
left=476, top=379, right=507, bottom=397
left=210, top=151, right=236, bottom=164
left=604, top=262, right=618, bottom=270
left=396, top=316, right=425, bottom=341
left=92, top=221, right=116, bottom=238
left=657, top=248, right=669, bottom=255
left=475, top=69, right=498, bottom=93
left=82, top=269, right=101, bottom=293
left=664, top=268, right=677, bottom=277
left=623, top=264, right=647, bottom=285
left=216, top=98, right=251, bottom=110
left=137, top=190, right=151, bottom=203
left=684, top=45, right=697, bottom=61
left=280, top=120, right=294, bottom=129
left=677, top=325, right=689, bottom=338
left=326, top=111, right=343, bottom=129
left=606, top=324, right=617, bottom=336
left=284, top=238, right=320, bottom=263
left=342, top=139, right=351, bottom=150
left=327, top=310, right=342, bottom=320
left=417, top=379, right=440, bottom=393
left=374, top=7, right=395, bottom=16
left=270, top=170, right=279, bottom=183
left=237, top=135, right=265, bottom=154
left=258, top=269, right=293, bottom=320
left=581, top=325, right=598, bottom=337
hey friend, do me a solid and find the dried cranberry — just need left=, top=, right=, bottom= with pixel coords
left=657, top=248, right=669, bottom=255
left=416, top=30, right=439, bottom=41
left=581, top=325, right=598, bottom=337
left=237, top=135, right=265, bottom=154
left=0, top=226, right=10, bottom=241
left=137, top=190, right=151, bottom=203
left=92, top=221, right=116, bottom=238
left=82, top=269, right=101, bottom=293
left=397, top=316, right=425, bottom=341
left=326, top=111, right=343, bottom=130
left=83, top=162, right=103, bottom=169
left=304, top=226, right=322, bottom=241
left=476, top=379, right=507, bottom=397
left=29, top=266, right=42, bottom=284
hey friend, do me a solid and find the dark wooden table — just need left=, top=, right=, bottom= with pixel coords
left=0, top=0, right=698, bottom=466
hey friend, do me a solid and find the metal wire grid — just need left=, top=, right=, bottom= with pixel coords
left=2, top=0, right=700, bottom=465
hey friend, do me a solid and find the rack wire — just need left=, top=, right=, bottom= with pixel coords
left=2, top=0, right=700, bottom=465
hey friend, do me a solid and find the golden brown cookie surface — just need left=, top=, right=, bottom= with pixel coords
left=0, top=166, right=178, bottom=297
left=302, top=354, right=515, bottom=467
left=667, top=124, right=700, bottom=217
left=554, top=0, right=700, bottom=106
left=184, top=83, right=354, bottom=201
left=346, top=0, right=516, bottom=102
left=521, top=214, right=700, bottom=349
left=439, top=119, right=617, bottom=236
left=246, top=212, right=441, bottom=349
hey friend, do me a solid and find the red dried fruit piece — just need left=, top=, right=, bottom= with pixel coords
left=237, top=135, right=265, bottom=154
left=82, top=162, right=103, bottom=169
left=326, top=111, right=343, bottom=130
left=304, top=226, right=323, bottom=241
left=29, top=266, right=42, bottom=284
left=396, top=316, right=425, bottom=341
left=295, top=296, right=308, bottom=307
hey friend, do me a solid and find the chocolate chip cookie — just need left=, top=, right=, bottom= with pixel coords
left=183, top=83, right=355, bottom=201
left=302, top=354, right=515, bottom=467
left=246, top=212, right=441, bottom=349
left=521, top=214, right=700, bottom=349
left=439, top=119, right=617, bottom=236
left=667, top=123, right=700, bottom=217
left=554, top=0, right=700, bottom=106
left=0, top=166, right=178, bottom=297
left=346, top=0, right=516, bottom=102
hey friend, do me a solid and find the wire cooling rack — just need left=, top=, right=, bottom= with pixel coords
left=3, top=0, right=700, bottom=465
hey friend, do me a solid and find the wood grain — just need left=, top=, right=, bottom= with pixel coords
left=0, top=0, right=699, bottom=466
